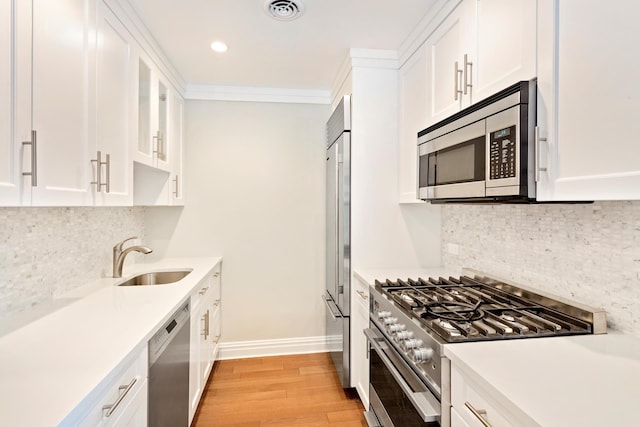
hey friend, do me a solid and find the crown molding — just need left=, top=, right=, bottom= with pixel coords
left=184, top=84, right=331, bottom=104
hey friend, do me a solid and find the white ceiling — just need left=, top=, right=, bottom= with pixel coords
left=127, top=0, right=438, bottom=91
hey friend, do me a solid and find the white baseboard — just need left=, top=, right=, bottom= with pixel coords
left=218, top=335, right=341, bottom=360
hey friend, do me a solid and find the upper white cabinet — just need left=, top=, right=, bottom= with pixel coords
left=425, top=0, right=536, bottom=127
left=135, top=55, right=171, bottom=173
left=0, top=0, right=29, bottom=205
left=536, top=0, right=640, bottom=201
left=398, top=44, right=428, bottom=203
left=169, top=91, right=185, bottom=205
left=30, top=0, right=96, bottom=206
left=95, top=0, right=135, bottom=206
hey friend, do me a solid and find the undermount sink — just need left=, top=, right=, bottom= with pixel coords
left=117, top=270, right=192, bottom=286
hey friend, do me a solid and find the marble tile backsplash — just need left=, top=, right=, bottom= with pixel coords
left=442, top=201, right=640, bottom=336
left=0, top=207, right=145, bottom=319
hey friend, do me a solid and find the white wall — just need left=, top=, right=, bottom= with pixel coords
left=442, top=201, right=640, bottom=337
left=0, top=207, right=145, bottom=320
left=143, top=100, right=329, bottom=343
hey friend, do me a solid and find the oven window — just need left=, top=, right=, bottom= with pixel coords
left=425, top=136, right=485, bottom=186
left=370, top=350, right=438, bottom=427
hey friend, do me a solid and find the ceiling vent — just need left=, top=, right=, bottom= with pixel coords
left=264, top=0, right=305, bottom=21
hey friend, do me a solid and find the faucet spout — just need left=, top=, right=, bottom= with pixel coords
left=113, top=237, right=153, bottom=278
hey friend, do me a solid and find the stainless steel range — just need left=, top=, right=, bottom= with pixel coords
left=364, top=270, right=606, bottom=427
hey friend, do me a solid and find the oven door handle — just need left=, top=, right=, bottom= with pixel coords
left=364, top=328, right=441, bottom=423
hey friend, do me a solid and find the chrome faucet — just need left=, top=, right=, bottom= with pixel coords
left=113, top=236, right=153, bottom=278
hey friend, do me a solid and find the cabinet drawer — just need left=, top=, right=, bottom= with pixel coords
left=75, top=347, right=148, bottom=427
left=451, top=365, right=534, bottom=427
left=191, top=264, right=221, bottom=310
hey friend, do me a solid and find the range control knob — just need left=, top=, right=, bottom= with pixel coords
left=395, top=330, right=414, bottom=341
left=383, top=317, right=398, bottom=325
left=388, top=323, right=406, bottom=333
left=402, top=339, right=424, bottom=350
left=411, top=347, right=434, bottom=362
left=377, top=311, right=392, bottom=319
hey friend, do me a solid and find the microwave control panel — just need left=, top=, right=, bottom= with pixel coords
left=489, top=125, right=517, bottom=180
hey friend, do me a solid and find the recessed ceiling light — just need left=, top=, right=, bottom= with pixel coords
left=264, top=0, right=305, bottom=21
left=210, top=41, right=228, bottom=53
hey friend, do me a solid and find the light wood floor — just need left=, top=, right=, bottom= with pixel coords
left=192, top=352, right=367, bottom=426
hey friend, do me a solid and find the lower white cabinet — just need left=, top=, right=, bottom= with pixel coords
left=189, top=263, right=222, bottom=423
left=73, top=346, right=148, bottom=427
left=450, top=363, right=536, bottom=427
left=351, top=275, right=370, bottom=407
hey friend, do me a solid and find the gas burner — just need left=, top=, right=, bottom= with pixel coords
left=502, top=314, right=516, bottom=322
left=421, top=301, right=485, bottom=322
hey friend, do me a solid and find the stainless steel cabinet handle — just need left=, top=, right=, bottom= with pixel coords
left=198, top=286, right=209, bottom=295
left=356, top=290, right=368, bottom=301
left=214, top=299, right=220, bottom=307
left=172, top=175, right=179, bottom=198
left=535, top=126, right=548, bottom=182
left=463, top=53, right=473, bottom=95
left=213, top=271, right=220, bottom=278
left=465, top=401, right=492, bottom=427
left=91, top=150, right=102, bottom=190
left=104, top=153, right=111, bottom=193
left=153, top=131, right=163, bottom=158
left=454, top=61, right=463, bottom=100
left=213, top=335, right=220, bottom=344
left=22, top=130, right=37, bottom=186
left=201, top=310, right=209, bottom=339
left=102, top=377, right=137, bottom=417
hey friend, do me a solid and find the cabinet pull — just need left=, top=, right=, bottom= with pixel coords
left=153, top=131, right=164, bottom=159
left=201, top=310, right=210, bottom=339
left=213, top=335, right=220, bottom=344
left=356, top=290, right=368, bottom=301
left=464, top=401, right=492, bottom=427
left=213, top=272, right=220, bottom=278
left=91, top=151, right=109, bottom=193
left=463, top=53, right=473, bottom=95
left=199, top=287, right=209, bottom=295
left=172, top=175, right=179, bottom=198
left=214, top=299, right=220, bottom=307
left=454, top=62, right=463, bottom=100
left=22, top=130, right=37, bottom=186
left=104, top=153, right=111, bottom=193
left=535, top=126, right=548, bottom=182
left=103, top=377, right=137, bottom=418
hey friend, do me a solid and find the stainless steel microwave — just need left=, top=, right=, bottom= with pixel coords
left=417, top=80, right=536, bottom=203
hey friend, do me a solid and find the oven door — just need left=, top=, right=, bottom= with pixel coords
left=364, top=326, right=440, bottom=427
left=418, top=120, right=486, bottom=201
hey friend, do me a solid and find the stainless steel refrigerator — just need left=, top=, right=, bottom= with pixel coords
left=324, top=95, right=351, bottom=388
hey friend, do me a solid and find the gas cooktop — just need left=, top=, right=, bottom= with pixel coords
left=374, top=273, right=607, bottom=343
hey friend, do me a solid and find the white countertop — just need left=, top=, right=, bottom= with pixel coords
left=445, top=332, right=640, bottom=426
left=0, top=257, right=221, bottom=427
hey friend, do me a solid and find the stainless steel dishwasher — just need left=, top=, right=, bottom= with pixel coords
left=148, top=302, right=190, bottom=427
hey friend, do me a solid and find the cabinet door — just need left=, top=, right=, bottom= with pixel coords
left=189, top=298, right=204, bottom=424
left=96, top=0, right=133, bottom=206
left=31, top=0, right=95, bottom=205
left=155, top=79, right=170, bottom=171
left=471, top=0, right=536, bottom=104
left=0, top=0, right=22, bottom=205
left=537, top=0, right=640, bottom=201
left=169, top=91, right=184, bottom=205
left=135, top=56, right=154, bottom=165
left=351, top=278, right=370, bottom=407
left=398, top=44, right=427, bottom=203
left=426, top=0, right=468, bottom=126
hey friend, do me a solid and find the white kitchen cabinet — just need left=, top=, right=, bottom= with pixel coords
left=425, top=0, right=536, bottom=127
left=536, top=0, right=640, bottom=201
left=450, top=363, right=537, bottom=427
left=398, top=44, right=428, bottom=203
left=0, top=0, right=32, bottom=206
left=169, top=91, right=185, bottom=205
left=134, top=54, right=171, bottom=173
left=95, top=0, right=135, bottom=206
left=351, top=275, right=370, bottom=407
left=74, top=346, right=148, bottom=427
left=30, top=0, right=96, bottom=205
left=189, top=263, right=222, bottom=424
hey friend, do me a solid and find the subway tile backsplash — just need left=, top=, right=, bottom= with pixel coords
left=0, top=207, right=145, bottom=319
left=442, top=201, right=640, bottom=336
